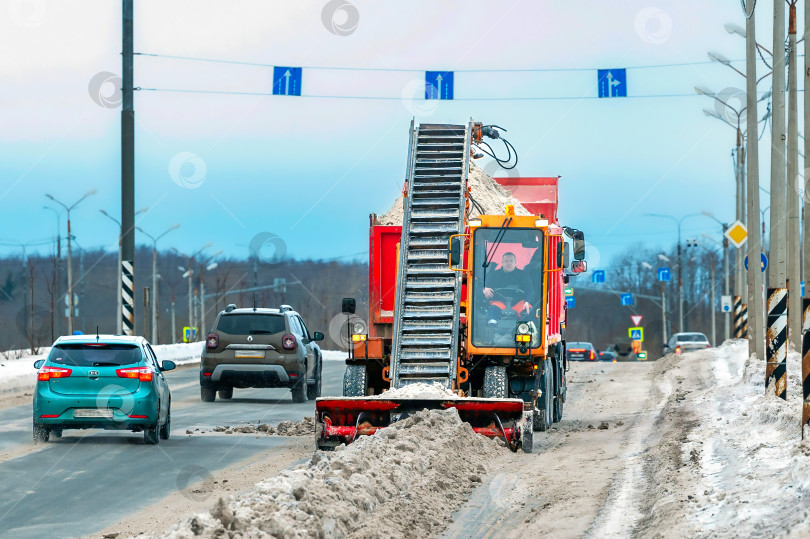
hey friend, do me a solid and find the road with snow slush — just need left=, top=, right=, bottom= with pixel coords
left=2, top=343, right=810, bottom=538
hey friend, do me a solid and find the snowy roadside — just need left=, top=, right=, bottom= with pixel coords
left=0, top=344, right=345, bottom=396
left=636, top=340, right=810, bottom=537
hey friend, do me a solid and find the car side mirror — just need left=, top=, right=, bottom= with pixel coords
left=313, top=331, right=324, bottom=342
left=33, top=359, right=44, bottom=369
left=342, top=298, right=356, bottom=315
left=161, top=360, right=176, bottom=372
left=571, top=260, right=587, bottom=273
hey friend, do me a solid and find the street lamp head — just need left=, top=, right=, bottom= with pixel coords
left=206, top=262, right=218, bottom=271
left=83, top=188, right=98, bottom=197
left=702, top=108, right=722, bottom=120
left=658, top=253, right=671, bottom=262
left=724, top=23, right=745, bottom=37
left=169, top=224, right=181, bottom=231
left=135, top=206, right=149, bottom=217
left=178, top=266, right=186, bottom=272
left=758, top=89, right=771, bottom=102
left=641, top=262, right=653, bottom=270
left=707, top=51, right=731, bottom=66
left=45, top=193, right=55, bottom=202
left=694, top=86, right=715, bottom=97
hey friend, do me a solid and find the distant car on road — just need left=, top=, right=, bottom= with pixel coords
left=598, top=350, right=616, bottom=362
left=566, top=341, right=597, bottom=361
left=32, top=335, right=175, bottom=444
left=664, top=333, right=711, bottom=355
left=200, top=304, right=324, bottom=403
left=606, top=343, right=637, bottom=362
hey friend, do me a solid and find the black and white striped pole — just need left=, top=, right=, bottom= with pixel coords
left=741, top=303, right=749, bottom=338
left=766, top=287, right=788, bottom=400
left=121, top=0, right=135, bottom=336
left=733, top=295, right=743, bottom=338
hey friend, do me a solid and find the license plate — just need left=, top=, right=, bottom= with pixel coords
left=235, top=350, right=265, bottom=359
left=74, top=408, right=114, bottom=419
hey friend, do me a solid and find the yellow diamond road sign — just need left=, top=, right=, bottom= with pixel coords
left=725, top=220, right=748, bottom=248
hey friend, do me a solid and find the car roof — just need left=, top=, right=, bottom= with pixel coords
left=567, top=342, right=593, bottom=347
left=54, top=334, right=145, bottom=345
left=221, top=308, right=293, bottom=315
left=673, top=333, right=708, bottom=339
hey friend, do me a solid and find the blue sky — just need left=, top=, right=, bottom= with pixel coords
left=0, top=0, right=789, bottom=271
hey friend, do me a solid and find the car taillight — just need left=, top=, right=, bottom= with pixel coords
left=706, top=344, right=711, bottom=348
left=282, top=334, right=297, bottom=351
left=206, top=333, right=219, bottom=349
left=116, top=367, right=153, bottom=382
left=38, top=366, right=72, bottom=381
left=675, top=345, right=681, bottom=354
left=589, top=350, right=595, bottom=360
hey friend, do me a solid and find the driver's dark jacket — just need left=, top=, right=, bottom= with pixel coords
left=482, top=268, right=535, bottom=304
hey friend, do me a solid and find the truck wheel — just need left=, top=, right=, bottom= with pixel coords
left=218, top=387, right=233, bottom=400
left=308, top=359, right=322, bottom=400
left=553, top=365, right=564, bottom=423
left=343, top=364, right=369, bottom=397
left=33, top=422, right=49, bottom=444
left=200, top=385, right=216, bottom=402
left=483, top=366, right=508, bottom=399
left=534, top=361, right=553, bottom=432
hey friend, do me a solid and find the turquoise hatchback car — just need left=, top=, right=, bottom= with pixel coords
left=33, top=335, right=175, bottom=444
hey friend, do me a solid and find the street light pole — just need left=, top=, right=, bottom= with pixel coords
left=768, top=0, right=787, bottom=293
left=137, top=224, right=179, bottom=344
left=786, top=1, right=802, bottom=350
left=174, top=243, right=212, bottom=341
left=45, top=190, right=96, bottom=335
left=43, top=206, right=61, bottom=338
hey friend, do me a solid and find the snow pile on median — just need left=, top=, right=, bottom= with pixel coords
left=377, top=161, right=530, bottom=226
left=193, top=417, right=316, bottom=437
left=636, top=341, right=810, bottom=536
left=150, top=408, right=500, bottom=539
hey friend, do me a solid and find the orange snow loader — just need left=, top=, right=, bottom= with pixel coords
left=315, top=121, right=587, bottom=453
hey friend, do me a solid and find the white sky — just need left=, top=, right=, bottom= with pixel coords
left=0, top=0, right=795, bottom=270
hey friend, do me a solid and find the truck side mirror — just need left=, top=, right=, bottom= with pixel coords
left=341, top=298, right=356, bottom=315
left=448, top=235, right=466, bottom=271
left=571, top=260, right=587, bottom=273
left=573, top=231, right=586, bottom=261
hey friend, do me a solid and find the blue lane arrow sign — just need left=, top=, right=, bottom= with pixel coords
left=566, top=296, right=576, bottom=308
left=657, top=267, right=671, bottom=282
left=273, top=67, right=302, bottom=96
left=598, top=69, right=627, bottom=98
left=621, top=293, right=633, bottom=306
left=425, top=71, right=454, bottom=100
left=592, top=270, right=606, bottom=283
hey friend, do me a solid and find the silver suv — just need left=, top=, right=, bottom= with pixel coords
left=200, top=305, right=324, bottom=403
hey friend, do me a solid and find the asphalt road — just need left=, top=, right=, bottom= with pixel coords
left=0, top=360, right=346, bottom=538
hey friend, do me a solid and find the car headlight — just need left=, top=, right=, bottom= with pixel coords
left=517, top=322, right=530, bottom=335
left=352, top=322, right=366, bottom=335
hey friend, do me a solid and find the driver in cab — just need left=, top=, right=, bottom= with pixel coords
left=483, top=252, right=534, bottom=325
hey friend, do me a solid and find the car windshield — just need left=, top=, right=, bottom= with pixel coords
left=678, top=334, right=708, bottom=342
left=48, top=343, right=141, bottom=367
left=472, top=227, right=543, bottom=348
left=217, top=313, right=286, bottom=335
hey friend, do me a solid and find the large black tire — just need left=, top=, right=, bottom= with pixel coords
left=160, top=404, right=171, bottom=440
left=200, top=385, right=216, bottom=402
left=534, top=361, right=553, bottom=432
left=291, top=377, right=307, bottom=403
left=144, top=421, right=160, bottom=445
left=308, top=359, right=322, bottom=400
left=553, top=362, right=564, bottom=423
left=343, top=364, right=369, bottom=397
left=218, top=387, right=233, bottom=400
left=33, top=422, right=49, bottom=444
left=483, top=366, right=508, bottom=399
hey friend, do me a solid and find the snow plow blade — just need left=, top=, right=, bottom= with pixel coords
left=315, top=397, right=534, bottom=453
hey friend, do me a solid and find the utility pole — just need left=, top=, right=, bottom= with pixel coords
left=171, top=293, right=177, bottom=344
left=121, top=0, right=136, bottom=336
left=724, top=227, right=730, bottom=341
left=745, top=0, right=765, bottom=360
left=787, top=1, right=802, bottom=350
left=136, top=224, right=179, bottom=344
left=661, top=281, right=667, bottom=346
left=769, top=0, right=787, bottom=291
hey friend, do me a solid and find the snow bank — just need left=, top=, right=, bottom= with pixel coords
left=373, top=381, right=458, bottom=399
left=0, top=342, right=204, bottom=395
left=639, top=340, right=810, bottom=536
left=147, top=408, right=501, bottom=539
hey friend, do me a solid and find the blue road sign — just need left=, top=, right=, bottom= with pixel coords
left=598, top=69, right=627, bottom=98
left=803, top=281, right=806, bottom=296
left=592, top=270, right=606, bottom=283
left=744, top=253, right=768, bottom=272
left=565, top=296, right=576, bottom=308
left=273, top=67, right=302, bottom=96
left=630, top=329, right=643, bottom=341
left=657, top=267, right=671, bottom=282
left=621, top=293, right=633, bottom=306
left=425, top=71, right=454, bottom=100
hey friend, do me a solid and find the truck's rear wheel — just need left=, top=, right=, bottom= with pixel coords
left=534, top=361, right=553, bottom=432
left=483, top=366, right=508, bottom=398
left=553, top=363, right=564, bottom=422
left=343, top=364, right=369, bottom=397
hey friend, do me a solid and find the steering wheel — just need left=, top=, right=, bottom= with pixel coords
left=491, top=287, right=526, bottom=301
